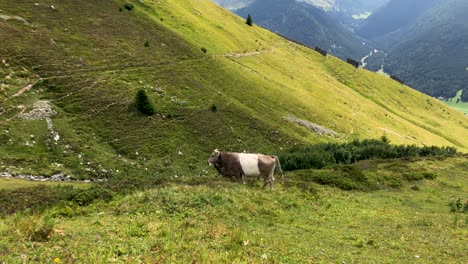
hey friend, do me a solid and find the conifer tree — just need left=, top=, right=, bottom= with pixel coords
left=135, top=89, right=155, bottom=115
left=246, top=14, right=253, bottom=26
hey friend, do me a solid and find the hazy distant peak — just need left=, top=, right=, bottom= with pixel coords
left=212, top=0, right=254, bottom=10
left=297, top=0, right=335, bottom=10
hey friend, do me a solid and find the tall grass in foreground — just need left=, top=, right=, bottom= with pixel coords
left=278, top=138, right=457, bottom=171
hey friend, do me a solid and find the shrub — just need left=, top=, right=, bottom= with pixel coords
left=144, top=40, right=149, bottom=47
left=291, top=165, right=376, bottom=191
left=449, top=197, right=467, bottom=213
left=390, top=75, right=404, bottom=85
left=124, top=3, right=134, bottom=11
left=11, top=213, right=56, bottom=242
left=422, top=172, right=438, bottom=180
left=210, top=104, right=217, bottom=112
left=346, top=58, right=360, bottom=68
left=135, top=89, right=155, bottom=115
left=314, top=46, right=327, bottom=57
left=201, top=47, right=207, bottom=53
left=280, top=147, right=335, bottom=171
left=0, top=185, right=115, bottom=217
left=279, top=139, right=457, bottom=171
left=403, top=172, right=425, bottom=181
left=246, top=14, right=253, bottom=26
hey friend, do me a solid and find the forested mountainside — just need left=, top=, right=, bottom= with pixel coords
left=355, top=0, right=440, bottom=41
left=214, top=0, right=468, bottom=101
left=361, top=0, right=468, bottom=100
left=235, top=0, right=370, bottom=59
left=326, top=0, right=390, bottom=29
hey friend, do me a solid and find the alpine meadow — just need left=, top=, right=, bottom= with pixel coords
left=0, top=0, right=467, bottom=263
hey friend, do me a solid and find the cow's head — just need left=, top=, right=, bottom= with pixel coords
left=208, top=149, right=221, bottom=166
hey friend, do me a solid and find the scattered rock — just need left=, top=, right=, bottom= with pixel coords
left=19, top=100, right=56, bottom=120
left=0, top=172, right=107, bottom=182
left=286, top=115, right=337, bottom=137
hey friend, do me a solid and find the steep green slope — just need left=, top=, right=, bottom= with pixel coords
left=0, top=0, right=466, bottom=179
left=1, top=156, right=467, bottom=262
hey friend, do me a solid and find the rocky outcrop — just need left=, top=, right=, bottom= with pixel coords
left=0, top=172, right=107, bottom=182
left=286, top=115, right=337, bottom=137
left=18, top=100, right=56, bottom=120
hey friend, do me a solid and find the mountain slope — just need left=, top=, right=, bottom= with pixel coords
left=215, top=0, right=389, bottom=29
left=326, top=0, right=390, bottom=29
left=355, top=0, right=440, bottom=40
left=0, top=0, right=467, bottom=179
left=361, top=0, right=468, bottom=99
left=234, top=0, right=370, bottom=59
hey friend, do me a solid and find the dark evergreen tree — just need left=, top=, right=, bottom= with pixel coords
left=124, top=3, right=134, bottom=11
left=135, top=89, right=155, bottom=115
left=246, top=14, right=253, bottom=26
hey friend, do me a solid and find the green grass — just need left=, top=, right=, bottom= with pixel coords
left=0, top=0, right=467, bottom=179
left=440, top=90, right=468, bottom=114
left=0, top=1, right=467, bottom=262
left=0, top=156, right=466, bottom=263
left=0, top=1, right=467, bottom=260
left=0, top=178, right=90, bottom=190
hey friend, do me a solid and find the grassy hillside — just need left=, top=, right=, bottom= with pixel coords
left=0, top=1, right=467, bottom=262
left=441, top=90, right=468, bottom=115
left=1, top=156, right=467, bottom=262
left=1, top=0, right=466, bottom=180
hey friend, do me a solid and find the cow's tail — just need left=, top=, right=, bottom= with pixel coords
left=272, top=155, right=284, bottom=183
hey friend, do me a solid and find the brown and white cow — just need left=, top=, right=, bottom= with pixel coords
left=208, top=149, right=284, bottom=190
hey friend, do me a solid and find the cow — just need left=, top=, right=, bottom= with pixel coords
left=208, top=149, right=284, bottom=190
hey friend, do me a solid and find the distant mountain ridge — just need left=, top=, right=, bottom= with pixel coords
left=361, top=0, right=468, bottom=100
left=355, top=0, right=441, bottom=41
left=234, top=0, right=371, bottom=59
left=214, top=0, right=389, bottom=29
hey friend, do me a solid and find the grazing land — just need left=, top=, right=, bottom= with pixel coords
left=0, top=156, right=467, bottom=263
left=441, top=90, right=468, bottom=114
left=0, top=0, right=467, bottom=263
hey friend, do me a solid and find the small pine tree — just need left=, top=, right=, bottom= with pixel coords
left=135, top=89, right=155, bottom=115
left=380, top=133, right=390, bottom=144
left=246, top=14, right=253, bottom=26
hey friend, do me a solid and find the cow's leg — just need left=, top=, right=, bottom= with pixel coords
left=262, top=174, right=270, bottom=189
left=241, top=174, right=246, bottom=184
left=269, top=175, right=274, bottom=190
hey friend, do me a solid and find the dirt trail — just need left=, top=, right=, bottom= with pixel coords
left=223, top=50, right=264, bottom=58
left=222, top=42, right=288, bottom=58
left=12, top=84, right=33, bottom=97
